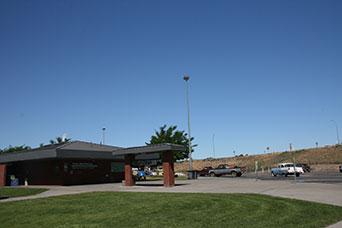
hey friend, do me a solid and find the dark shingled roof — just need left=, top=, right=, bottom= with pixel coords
left=0, top=141, right=122, bottom=163
left=0, top=141, right=185, bottom=163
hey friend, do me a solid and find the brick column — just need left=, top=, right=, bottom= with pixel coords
left=124, top=154, right=134, bottom=186
left=162, top=151, right=175, bottom=187
left=0, top=164, right=7, bottom=187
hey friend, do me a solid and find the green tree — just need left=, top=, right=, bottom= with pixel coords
left=49, top=137, right=71, bottom=145
left=146, top=125, right=197, bottom=161
left=1, top=145, right=31, bottom=153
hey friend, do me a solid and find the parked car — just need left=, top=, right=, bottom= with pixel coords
left=175, top=172, right=186, bottom=177
left=296, top=163, right=311, bottom=172
left=198, top=166, right=213, bottom=176
left=271, top=163, right=304, bottom=177
left=135, top=169, right=146, bottom=181
left=339, top=165, right=342, bottom=173
left=208, top=164, right=242, bottom=177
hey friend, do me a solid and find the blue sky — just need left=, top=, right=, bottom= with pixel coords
left=0, top=0, right=341, bottom=158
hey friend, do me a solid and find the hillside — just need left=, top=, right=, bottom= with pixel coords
left=175, top=144, right=342, bottom=172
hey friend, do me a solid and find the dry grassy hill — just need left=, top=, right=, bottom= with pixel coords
left=175, top=144, right=342, bottom=172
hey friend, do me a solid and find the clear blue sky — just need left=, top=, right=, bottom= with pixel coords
left=1, top=0, right=341, bottom=158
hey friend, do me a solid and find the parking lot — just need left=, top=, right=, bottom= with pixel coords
left=242, top=171, right=342, bottom=184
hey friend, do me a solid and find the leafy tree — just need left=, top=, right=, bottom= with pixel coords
left=0, top=145, right=31, bottom=153
left=146, top=125, right=197, bottom=161
left=49, top=137, right=71, bottom=145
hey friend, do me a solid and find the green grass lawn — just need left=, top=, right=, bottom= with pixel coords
left=0, top=192, right=341, bottom=227
left=0, top=187, right=47, bottom=198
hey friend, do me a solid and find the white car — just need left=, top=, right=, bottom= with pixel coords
left=271, top=163, right=304, bottom=177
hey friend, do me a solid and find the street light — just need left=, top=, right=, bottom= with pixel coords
left=331, top=120, right=340, bottom=145
left=289, top=143, right=296, bottom=182
left=102, top=127, right=106, bottom=145
left=183, top=74, right=192, bottom=171
left=212, top=134, right=215, bottom=158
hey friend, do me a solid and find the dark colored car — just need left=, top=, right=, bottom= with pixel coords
left=135, top=169, right=146, bottom=181
left=296, top=163, right=311, bottom=172
left=198, top=166, right=213, bottom=176
left=339, top=165, right=342, bottom=173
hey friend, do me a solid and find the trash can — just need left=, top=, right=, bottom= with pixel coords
left=187, top=170, right=198, bottom=179
left=10, top=178, right=19, bottom=186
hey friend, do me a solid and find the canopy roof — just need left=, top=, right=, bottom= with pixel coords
left=113, top=144, right=185, bottom=156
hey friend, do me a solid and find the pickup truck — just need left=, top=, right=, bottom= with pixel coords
left=208, top=164, right=242, bottom=177
left=271, top=163, right=304, bottom=177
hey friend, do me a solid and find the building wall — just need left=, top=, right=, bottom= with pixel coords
left=61, top=159, right=124, bottom=185
left=5, top=159, right=124, bottom=186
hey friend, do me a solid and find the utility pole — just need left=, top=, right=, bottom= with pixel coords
left=183, top=75, right=193, bottom=171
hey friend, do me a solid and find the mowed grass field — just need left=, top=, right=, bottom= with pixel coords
left=0, top=192, right=342, bottom=227
left=0, top=187, right=47, bottom=198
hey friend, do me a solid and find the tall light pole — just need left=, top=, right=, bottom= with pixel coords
left=183, top=74, right=192, bottom=171
left=290, top=143, right=296, bottom=182
left=331, top=120, right=340, bottom=145
left=102, top=127, right=106, bottom=145
left=212, top=134, right=215, bottom=158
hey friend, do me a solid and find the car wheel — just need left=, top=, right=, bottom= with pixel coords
left=210, top=172, right=216, bottom=177
left=231, top=171, right=237, bottom=177
left=296, top=173, right=300, bottom=177
left=272, top=172, right=277, bottom=177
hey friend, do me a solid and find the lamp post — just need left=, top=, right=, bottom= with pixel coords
left=102, top=127, right=106, bottom=145
left=183, top=74, right=193, bottom=171
left=266, top=147, right=270, bottom=154
left=212, top=134, right=215, bottom=158
left=290, top=143, right=296, bottom=182
left=331, top=120, right=340, bottom=145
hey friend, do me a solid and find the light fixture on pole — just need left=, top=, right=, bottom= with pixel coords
left=102, top=127, right=106, bottom=145
left=331, top=120, right=340, bottom=145
left=183, top=74, right=192, bottom=171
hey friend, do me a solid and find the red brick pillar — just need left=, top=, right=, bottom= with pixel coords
left=0, top=164, right=7, bottom=187
left=124, top=154, right=134, bottom=186
left=162, top=151, right=175, bottom=187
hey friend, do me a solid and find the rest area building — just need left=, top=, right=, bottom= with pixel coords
left=0, top=140, right=184, bottom=187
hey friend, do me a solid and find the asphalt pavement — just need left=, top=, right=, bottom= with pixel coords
left=241, top=171, right=342, bottom=184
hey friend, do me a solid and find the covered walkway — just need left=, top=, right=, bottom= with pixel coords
left=114, top=144, right=185, bottom=187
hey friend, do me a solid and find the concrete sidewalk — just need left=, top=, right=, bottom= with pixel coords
left=2, top=178, right=342, bottom=206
